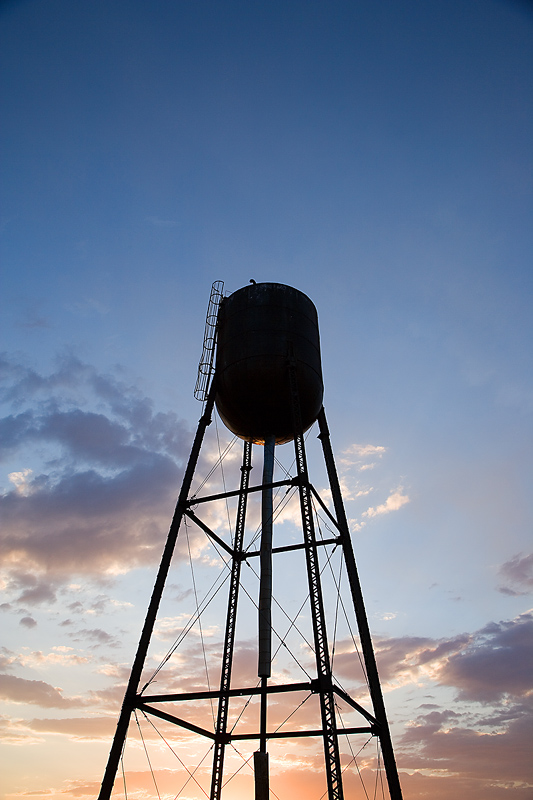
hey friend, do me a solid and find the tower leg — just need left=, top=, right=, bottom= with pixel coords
left=294, top=430, right=344, bottom=800
left=210, top=440, right=252, bottom=800
left=97, top=388, right=217, bottom=800
left=318, top=407, right=403, bottom=800
left=288, top=355, right=343, bottom=800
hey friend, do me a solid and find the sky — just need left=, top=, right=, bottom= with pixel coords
left=1, top=0, right=532, bottom=798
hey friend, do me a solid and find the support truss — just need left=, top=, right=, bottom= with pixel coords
left=98, top=394, right=403, bottom=800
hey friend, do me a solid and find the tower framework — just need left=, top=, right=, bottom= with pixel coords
left=98, top=283, right=403, bottom=800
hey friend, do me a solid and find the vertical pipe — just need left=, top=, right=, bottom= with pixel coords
left=258, top=434, right=275, bottom=679
left=254, top=750, right=270, bottom=800
left=256, top=434, right=275, bottom=800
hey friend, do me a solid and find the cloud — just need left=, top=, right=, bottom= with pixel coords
left=20, top=616, right=37, bottom=629
left=365, top=632, right=470, bottom=686
left=0, top=674, right=86, bottom=708
left=16, top=314, right=52, bottom=330
left=0, top=649, right=20, bottom=671
left=67, top=298, right=110, bottom=317
left=70, top=628, right=120, bottom=648
left=400, top=705, right=533, bottom=787
left=0, top=354, right=203, bottom=583
left=27, top=716, right=116, bottom=739
left=498, top=552, right=533, bottom=595
left=362, top=487, right=410, bottom=518
left=18, top=649, right=89, bottom=668
left=342, top=444, right=387, bottom=459
left=7, top=572, right=58, bottom=605
left=332, top=611, right=533, bottom=704
left=339, top=443, right=387, bottom=471
left=0, top=354, right=190, bottom=460
left=0, top=715, right=118, bottom=747
left=438, top=611, right=533, bottom=701
left=327, top=613, right=533, bottom=795
left=0, top=716, right=40, bottom=745
left=7, top=468, right=34, bottom=495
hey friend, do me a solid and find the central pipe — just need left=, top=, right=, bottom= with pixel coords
left=255, top=434, right=275, bottom=800
left=258, top=434, right=275, bottom=680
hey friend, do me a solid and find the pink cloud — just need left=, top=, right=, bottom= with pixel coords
left=399, top=705, right=533, bottom=786
left=0, top=674, right=87, bottom=708
left=27, top=716, right=118, bottom=739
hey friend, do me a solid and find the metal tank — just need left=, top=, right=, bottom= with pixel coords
left=214, top=282, right=323, bottom=444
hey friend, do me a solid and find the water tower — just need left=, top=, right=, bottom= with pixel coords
left=98, top=281, right=403, bottom=800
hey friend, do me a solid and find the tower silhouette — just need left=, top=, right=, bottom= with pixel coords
left=98, top=281, right=403, bottom=800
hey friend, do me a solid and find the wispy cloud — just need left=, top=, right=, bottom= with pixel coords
left=362, top=487, right=410, bottom=518
left=66, top=298, right=110, bottom=317
left=27, top=716, right=117, bottom=739
left=498, top=552, right=533, bottom=596
left=343, top=444, right=387, bottom=458
left=339, top=443, right=387, bottom=471
left=16, top=315, right=52, bottom=329
left=19, top=648, right=90, bottom=668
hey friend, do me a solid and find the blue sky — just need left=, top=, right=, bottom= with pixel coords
left=1, top=1, right=532, bottom=798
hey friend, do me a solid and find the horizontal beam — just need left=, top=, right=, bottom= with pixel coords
left=139, top=702, right=374, bottom=743
left=230, top=726, right=374, bottom=741
left=244, top=537, right=340, bottom=559
left=139, top=680, right=314, bottom=704
left=187, top=479, right=295, bottom=506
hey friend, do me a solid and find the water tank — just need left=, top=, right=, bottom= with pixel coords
left=214, top=282, right=323, bottom=444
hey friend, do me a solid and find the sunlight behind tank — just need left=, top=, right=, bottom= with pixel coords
left=214, top=282, right=323, bottom=444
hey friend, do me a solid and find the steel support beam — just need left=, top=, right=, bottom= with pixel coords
left=288, top=357, right=344, bottom=800
left=210, top=441, right=252, bottom=800
left=97, top=386, right=217, bottom=800
left=318, top=407, right=403, bottom=800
